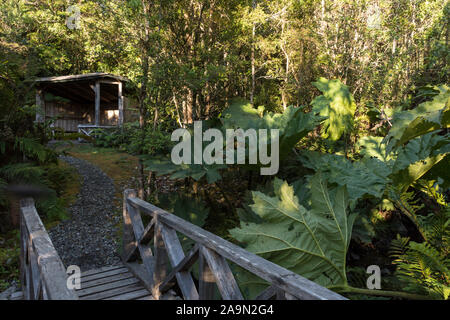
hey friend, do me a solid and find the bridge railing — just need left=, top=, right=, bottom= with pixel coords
left=122, top=189, right=346, bottom=300
left=19, top=198, right=78, bottom=300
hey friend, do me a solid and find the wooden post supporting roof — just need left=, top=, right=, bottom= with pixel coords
left=118, top=81, right=124, bottom=126
left=35, top=90, right=44, bottom=123
left=95, top=81, right=100, bottom=126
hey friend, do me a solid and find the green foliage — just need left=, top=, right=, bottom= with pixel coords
left=0, top=163, right=45, bottom=184
left=390, top=225, right=450, bottom=300
left=144, top=157, right=226, bottom=184
left=311, top=78, right=356, bottom=141
left=93, top=124, right=172, bottom=156
left=230, top=173, right=355, bottom=298
left=414, top=179, right=448, bottom=207
left=0, top=231, right=20, bottom=291
left=156, top=193, right=209, bottom=228
left=144, top=101, right=321, bottom=184
left=387, top=85, right=450, bottom=146
left=299, top=151, right=391, bottom=207
left=390, top=133, right=449, bottom=192
left=155, top=192, right=209, bottom=253
left=221, top=101, right=322, bottom=159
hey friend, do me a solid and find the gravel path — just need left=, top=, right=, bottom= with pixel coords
left=48, top=156, right=122, bottom=272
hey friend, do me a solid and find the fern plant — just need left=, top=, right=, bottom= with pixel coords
left=390, top=224, right=449, bottom=300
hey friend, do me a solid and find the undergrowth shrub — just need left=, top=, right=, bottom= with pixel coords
left=93, top=122, right=172, bottom=156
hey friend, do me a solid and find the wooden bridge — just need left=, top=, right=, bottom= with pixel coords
left=15, top=189, right=346, bottom=300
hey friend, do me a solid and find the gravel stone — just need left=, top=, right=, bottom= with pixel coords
left=48, top=155, right=122, bottom=272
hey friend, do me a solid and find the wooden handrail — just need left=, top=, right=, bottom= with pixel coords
left=122, top=189, right=346, bottom=300
left=20, top=198, right=78, bottom=300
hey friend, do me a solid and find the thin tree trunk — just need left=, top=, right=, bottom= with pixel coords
left=250, top=0, right=256, bottom=104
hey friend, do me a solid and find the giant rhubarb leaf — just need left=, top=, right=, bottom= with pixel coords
left=229, top=173, right=356, bottom=296
left=220, top=101, right=321, bottom=159
left=387, top=85, right=450, bottom=146
left=299, top=150, right=391, bottom=206
left=311, top=78, right=356, bottom=141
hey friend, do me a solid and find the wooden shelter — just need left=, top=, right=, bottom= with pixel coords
left=34, top=73, right=135, bottom=133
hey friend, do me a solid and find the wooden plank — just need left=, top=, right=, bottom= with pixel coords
left=201, top=247, right=243, bottom=300
left=136, top=290, right=179, bottom=300
left=19, top=214, right=26, bottom=297
left=76, top=278, right=140, bottom=297
left=82, top=267, right=129, bottom=282
left=29, top=246, right=41, bottom=299
left=118, top=81, right=124, bottom=126
left=159, top=243, right=199, bottom=293
left=104, top=288, right=150, bottom=300
left=255, top=285, right=277, bottom=300
left=199, top=246, right=215, bottom=300
left=139, top=217, right=155, bottom=245
left=95, top=81, right=100, bottom=126
left=10, top=291, right=24, bottom=300
left=276, top=289, right=286, bottom=300
left=125, top=261, right=155, bottom=291
left=79, top=283, right=144, bottom=300
left=152, top=220, right=168, bottom=299
left=35, top=91, right=44, bottom=122
left=81, top=272, right=134, bottom=289
left=136, top=295, right=154, bottom=300
left=81, top=265, right=127, bottom=278
left=20, top=198, right=78, bottom=300
left=128, top=197, right=346, bottom=300
left=34, top=73, right=127, bottom=84
left=126, top=195, right=154, bottom=284
left=122, top=189, right=137, bottom=261
left=160, top=224, right=199, bottom=300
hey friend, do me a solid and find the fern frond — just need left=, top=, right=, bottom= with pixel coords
left=417, top=209, right=450, bottom=255
left=414, top=179, right=448, bottom=207
left=14, top=137, right=55, bottom=164
left=0, top=163, right=45, bottom=184
left=390, top=219, right=450, bottom=300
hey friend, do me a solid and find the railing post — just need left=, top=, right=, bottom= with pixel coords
left=19, top=198, right=79, bottom=300
left=122, top=189, right=136, bottom=261
left=19, top=198, right=34, bottom=300
left=199, top=245, right=215, bottom=300
left=152, top=218, right=168, bottom=299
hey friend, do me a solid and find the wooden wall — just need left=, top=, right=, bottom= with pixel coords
left=44, top=101, right=92, bottom=132
left=42, top=97, right=139, bottom=132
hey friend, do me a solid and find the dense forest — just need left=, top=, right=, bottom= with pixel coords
left=0, top=0, right=449, bottom=300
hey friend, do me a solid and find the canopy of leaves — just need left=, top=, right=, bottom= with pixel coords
left=230, top=173, right=355, bottom=297
left=311, top=78, right=356, bottom=141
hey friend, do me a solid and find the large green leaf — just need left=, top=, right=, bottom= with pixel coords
left=221, top=101, right=321, bottom=159
left=311, top=78, right=356, bottom=141
left=299, top=151, right=391, bottom=206
left=143, top=156, right=226, bottom=184
left=356, top=136, right=396, bottom=162
left=391, top=133, right=450, bottom=192
left=388, top=85, right=450, bottom=146
left=229, top=174, right=356, bottom=297
left=356, top=132, right=450, bottom=193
